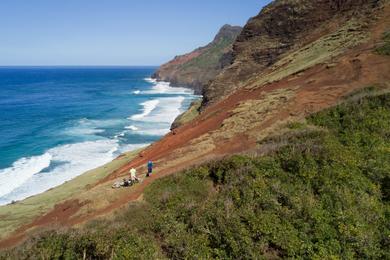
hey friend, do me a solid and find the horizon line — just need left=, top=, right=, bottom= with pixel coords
left=0, top=65, right=159, bottom=68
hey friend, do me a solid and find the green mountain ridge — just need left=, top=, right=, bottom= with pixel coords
left=152, top=24, right=242, bottom=94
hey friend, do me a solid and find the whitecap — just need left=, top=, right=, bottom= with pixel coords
left=114, top=131, right=127, bottom=139
left=78, top=118, right=124, bottom=128
left=127, top=96, right=186, bottom=136
left=63, top=118, right=126, bottom=139
left=117, top=143, right=150, bottom=154
left=138, top=96, right=185, bottom=124
left=147, top=82, right=192, bottom=95
left=143, top=78, right=193, bottom=95
left=63, top=127, right=105, bottom=136
left=0, top=153, right=52, bottom=198
left=125, top=125, right=139, bottom=131
left=144, top=77, right=157, bottom=84
left=130, top=99, right=159, bottom=120
left=135, top=128, right=171, bottom=136
left=0, top=140, right=119, bottom=205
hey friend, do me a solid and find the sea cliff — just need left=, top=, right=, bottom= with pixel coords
left=152, top=24, right=242, bottom=95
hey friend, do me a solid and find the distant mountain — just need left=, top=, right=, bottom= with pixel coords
left=152, top=24, right=242, bottom=94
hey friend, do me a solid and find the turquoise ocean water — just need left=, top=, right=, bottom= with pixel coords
left=0, top=67, right=197, bottom=205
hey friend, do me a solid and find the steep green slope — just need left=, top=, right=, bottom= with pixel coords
left=152, top=24, right=242, bottom=94
left=2, top=89, right=389, bottom=259
left=376, top=31, right=390, bottom=55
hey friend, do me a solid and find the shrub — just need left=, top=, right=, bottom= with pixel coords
left=2, top=91, right=389, bottom=259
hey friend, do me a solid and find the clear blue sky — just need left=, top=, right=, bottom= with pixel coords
left=0, top=0, right=271, bottom=66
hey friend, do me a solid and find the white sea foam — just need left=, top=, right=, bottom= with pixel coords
left=117, top=143, right=150, bottom=154
left=0, top=153, right=52, bottom=198
left=136, top=128, right=171, bottom=136
left=114, top=132, right=126, bottom=139
left=64, top=127, right=105, bottom=136
left=144, top=77, right=157, bottom=84
left=143, top=78, right=193, bottom=95
left=125, top=125, right=139, bottom=131
left=139, top=96, right=185, bottom=123
left=130, top=100, right=159, bottom=120
left=148, top=82, right=192, bottom=95
left=78, top=118, right=124, bottom=128
left=0, top=140, right=119, bottom=205
left=133, top=90, right=141, bottom=95
left=63, top=118, right=125, bottom=138
left=128, top=96, right=186, bottom=136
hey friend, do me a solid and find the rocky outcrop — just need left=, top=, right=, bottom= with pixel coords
left=203, top=0, right=383, bottom=106
left=152, top=24, right=242, bottom=94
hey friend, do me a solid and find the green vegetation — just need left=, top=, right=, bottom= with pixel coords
left=171, top=99, right=202, bottom=129
left=251, top=18, right=369, bottom=87
left=376, top=31, right=390, bottom=56
left=181, top=37, right=233, bottom=70
left=1, top=90, right=389, bottom=259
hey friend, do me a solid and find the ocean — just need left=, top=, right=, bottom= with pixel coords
left=0, top=66, right=198, bottom=205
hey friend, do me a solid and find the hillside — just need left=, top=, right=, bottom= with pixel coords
left=152, top=24, right=242, bottom=94
left=2, top=88, right=389, bottom=259
left=0, top=0, right=389, bottom=256
left=203, top=0, right=386, bottom=106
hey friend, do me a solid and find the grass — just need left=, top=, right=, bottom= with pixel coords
left=161, top=32, right=238, bottom=90
left=376, top=31, right=390, bottom=55
left=1, top=89, right=389, bottom=259
left=0, top=149, right=143, bottom=240
left=248, top=18, right=370, bottom=88
left=181, top=37, right=233, bottom=70
left=215, top=88, right=294, bottom=140
left=171, top=99, right=202, bottom=129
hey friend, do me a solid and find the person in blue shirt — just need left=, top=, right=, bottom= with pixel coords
left=147, top=160, right=153, bottom=177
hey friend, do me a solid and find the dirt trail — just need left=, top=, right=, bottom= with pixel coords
left=0, top=7, right=389, bottom=250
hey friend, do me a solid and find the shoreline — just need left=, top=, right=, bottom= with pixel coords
left=0, top=148, right=143, bottom=240
left=0, top=76, right=196, bottom=206
left=0, top=78, right=200, bottom=241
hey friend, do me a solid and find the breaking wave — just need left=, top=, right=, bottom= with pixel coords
left=130, top=100, right=160, bottom=120
left=0, top=140, right=119, bottom=205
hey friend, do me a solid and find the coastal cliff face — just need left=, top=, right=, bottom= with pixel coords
left=203, top=0, right=383, bottom=105
left=152, top=24, right=242, bottom=94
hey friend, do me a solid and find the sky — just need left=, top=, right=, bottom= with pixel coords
left=0, top=0, right=272, bottom=66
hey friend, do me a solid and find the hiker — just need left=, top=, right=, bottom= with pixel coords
left=147, top=160, right=153, bottom=177
left=129, top=167, right=139, bottom=182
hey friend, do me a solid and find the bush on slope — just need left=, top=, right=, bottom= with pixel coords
left=1, top=90, right=389, bottom=259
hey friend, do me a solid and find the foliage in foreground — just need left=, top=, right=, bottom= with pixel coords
left=376, top=31, right=390, bottom=56
left=1, top=90, right=389, bottom=259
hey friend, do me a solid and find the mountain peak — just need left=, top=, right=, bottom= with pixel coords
left=213, top=24, right=242, bottom=42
